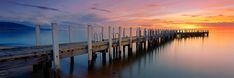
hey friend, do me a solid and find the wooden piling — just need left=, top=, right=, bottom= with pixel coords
left=129, top=27, right=133, bottom=51
left=88, top=25, right=93, bottom=64
left=68, top=26, right=74, bottom=64
left=52, top=23, right=60, bottom=71
left=130, top=27, right=133, bottom=42
left=147, top=29, right=150, bottom=47
left=119, top=27, right=123, bottom=58
left=144, top=28, right=147, bottom=40
left=108, top=26, right=113, bottom=62
left=112, top=27, right=115, bottom=42
left=101, top=26, right=104, bottom=41
left=143, top=28, right=147, bottom=50
left=148, top=29, right=151, bottom=46
left=94, top=32, right=98, bottom=42
left=136, top=27, right=141, bottom=50
left=123, top=28, right=126, bottom=38
left=136, top=27, right=139, bottom=50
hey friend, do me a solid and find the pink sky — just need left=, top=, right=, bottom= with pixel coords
left=0, top=0, right=233, bottom=28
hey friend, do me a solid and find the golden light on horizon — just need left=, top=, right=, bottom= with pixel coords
left=170, top=24, right=208, bottom=29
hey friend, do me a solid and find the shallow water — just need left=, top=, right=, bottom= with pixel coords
left=1, top=27, right=234, bottom=78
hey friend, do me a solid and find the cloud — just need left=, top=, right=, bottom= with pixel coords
left=91, top=7, right=111, bottom=13
left=93, top=3, right=99, bottom=6
left=53, top=13, right=109, bottom=25
left=206, top=14, right=230, bottom=18
left=182, top=14, right=201, bottom=17
left=78, top=13, right=108, bottom=22
left=10, top=2, right=63, bottom=12
left=192, top=22, right=234, bottom=27
left=147, top=4, right=160, bottom=7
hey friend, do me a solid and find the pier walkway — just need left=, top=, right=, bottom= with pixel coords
left=0, top=24, right=209, bottom=71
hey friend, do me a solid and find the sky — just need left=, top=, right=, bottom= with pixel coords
left=0, top=0, right=234, bottom=29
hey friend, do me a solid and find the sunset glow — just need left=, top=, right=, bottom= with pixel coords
left=0, top=0, right=233, bottom=28
left=172, top=24, right=208, bottom=29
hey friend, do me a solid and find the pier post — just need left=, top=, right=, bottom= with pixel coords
left=118, top=27, right=123, bottom=58
left=52, top=23, right=60, bottom=71
left=35, top=24, right=41, bottom=46
left=112, top=27, right=115, bottom=42
left=68, top=26, right=74, bottom=65
left=136, top=27, right=139, bottom=50
left=94, top=32, right=98, bottom=42
left=112, top=28, right=116, bottom=59
left=158, top=30, right=161, bottom=44
left=112, top=27, right=117, bottom=59
left=88, top=25, right=93, bottom=65
left=108, top=26, right=113, bottom=62
left=101, top=26, right=104, bottom=41
left=130, top=27, right=133, bottom=48
left=140, top=27, right=142, bottom=50
left=151, top=30, right=154, bottom=45
left=155, top=30, right=157, bottom=44
left=123, top=28, right=126, bottom=38
left=136, top=27, right=141, bottom=50
left=148, top=29, right=151, bottom=47
left=143, top=28, right=147, bottom=50
left=128, top=27, right=133, bottom=56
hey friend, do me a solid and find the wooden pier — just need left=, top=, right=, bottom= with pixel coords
left=0, top=24, right=209, bottom=71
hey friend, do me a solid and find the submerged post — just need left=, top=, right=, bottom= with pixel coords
left=52, top=23, right=60, bottom=71
left=108, top=26, right=113, bottom=62
left=88, top=25, right=93, bottom=64
left=35, top=24, right=41, bottom=46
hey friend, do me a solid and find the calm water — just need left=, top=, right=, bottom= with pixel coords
left=1, top=27, right=234, bottom=78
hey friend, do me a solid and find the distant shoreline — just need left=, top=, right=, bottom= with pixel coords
left=0, top=46, right=14, bottom=49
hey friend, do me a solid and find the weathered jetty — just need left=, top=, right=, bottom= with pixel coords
left=0, top=24, right=209, bottom=71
